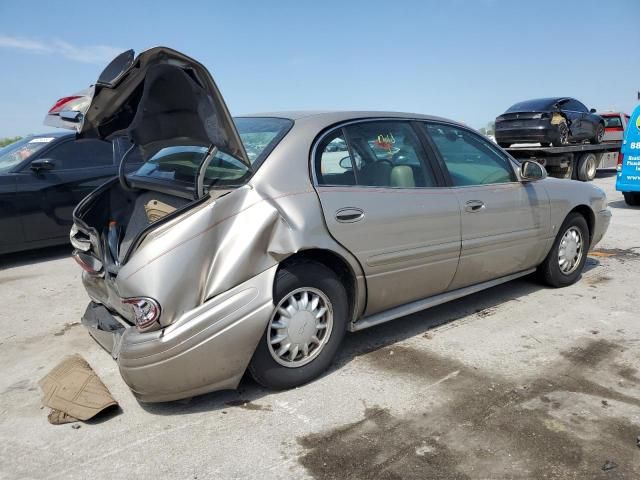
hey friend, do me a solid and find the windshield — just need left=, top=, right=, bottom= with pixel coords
left=602, top=116, right=622, bottom=128
left=131, top=117, right=292, bottom=189
left=0, top=136, right=55, bottom=173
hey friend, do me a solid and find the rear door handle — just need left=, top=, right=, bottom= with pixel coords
left=335, top=207, right=365, bottom=223
left=465, top=200, right=485, bottom=213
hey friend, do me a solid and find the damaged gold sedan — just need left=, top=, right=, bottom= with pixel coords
left=46, top=47, right=610, bottom=402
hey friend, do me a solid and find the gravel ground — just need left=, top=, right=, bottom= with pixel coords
left=1, top=172, right=639, bottom=480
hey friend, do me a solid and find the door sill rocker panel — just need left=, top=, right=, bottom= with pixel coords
left=349, top=268, right=536, bottom=332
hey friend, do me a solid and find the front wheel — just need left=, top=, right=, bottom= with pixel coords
left=248, top=261, right=348, bottom=390
left=538, top=213, right=590, bottom=288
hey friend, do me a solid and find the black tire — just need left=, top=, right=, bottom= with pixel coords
left=538, top=213, right=590, bottom=288
left=590, top=123, right=604, bottom=144
left=248, top=261, right=349, bottom=390
left=498, top=142, right=511, bottom=148
left=577, top=153, right=598, bottom=181
left=549, top=165, right=574, bottom=180
left=623, top=192, right=640, bottom=206
left=551, top=121, right=569, bottom=146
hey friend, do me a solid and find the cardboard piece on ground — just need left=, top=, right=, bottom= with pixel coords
left=39, top=354, right=117, bottom=424
left=47, top=409, right=79, bottom=425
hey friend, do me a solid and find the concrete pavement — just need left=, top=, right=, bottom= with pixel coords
left=1, top=172, right=639, bottom=479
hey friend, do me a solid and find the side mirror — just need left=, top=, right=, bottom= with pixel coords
left=590, top=108, right=597, bottom=113
left=339, top=156, right=353, bottom=169
left=30, top=158, right=55, bottom=172
left=521, top=160, right=546, bottom=181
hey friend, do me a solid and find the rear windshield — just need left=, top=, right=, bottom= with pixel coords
left=506, top=99, right=557, bottom=112
left=0, top=136, right=55, bottom=173
left=602, top=116, right=622, bottom=128
left=131, top=117, right=292, bottom=189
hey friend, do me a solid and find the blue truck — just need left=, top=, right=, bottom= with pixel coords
left=616, top=104, right=640, bottom=206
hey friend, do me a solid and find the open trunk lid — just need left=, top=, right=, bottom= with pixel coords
left=44, top=47, right=250, bottom=168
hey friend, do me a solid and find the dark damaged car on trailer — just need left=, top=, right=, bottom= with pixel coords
left=46, top=48, right=611, bottom=402
left=495, top=97, right=605, bottom=147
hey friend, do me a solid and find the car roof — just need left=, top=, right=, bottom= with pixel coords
left=509, top=97, right=569, bottom=107
left=527, top=97, right=569, bottom=103
left=237, top=110, right=464, bottom=126
left=504, top=97, right=579, bottom=113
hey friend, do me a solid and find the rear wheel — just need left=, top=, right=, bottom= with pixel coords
left=552, top=121, right=569, bottom=146
left=623, top=192, right=640, bottom=206
left=248, top=261, right=348, bottom=389
left=577, top=153, right=598, bottom=181
left=590, top=123, right=604, bottom=144
left=538, top=213, right=590, bottom=287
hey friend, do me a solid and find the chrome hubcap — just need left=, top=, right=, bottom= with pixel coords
left=558, top=226, right=583, bottom=274
left=267, top=287, right=333, bottom=367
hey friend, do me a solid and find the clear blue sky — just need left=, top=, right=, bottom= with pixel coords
left=0, top=0, right=638, bottom=137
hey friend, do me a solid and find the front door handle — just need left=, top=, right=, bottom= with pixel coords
left=335, top=207, right=365, bottom=223
left=465, top=200, right=485, bottom=213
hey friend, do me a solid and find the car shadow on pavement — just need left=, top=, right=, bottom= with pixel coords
left=608, top=199, right=638, bottom=210
left=336, top=275, right=547, bottom=366
left=141, top=258, right=604, bottom=416
left=595, top=170, right=617, bottom=179
left=140, top=274, right=544, bottom=415
left=0, top=245, right=72, bottom=270
left=140, top=379, right=272, bottom=416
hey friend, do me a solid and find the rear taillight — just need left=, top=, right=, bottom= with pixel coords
left=48, top=96, right=83, bottom=114
left=122, top=297, right=161, bottom=331
left=617, top=153, right=624, bottom=171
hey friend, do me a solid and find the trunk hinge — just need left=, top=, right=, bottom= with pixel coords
left=194, top=144, right=218, bottom=199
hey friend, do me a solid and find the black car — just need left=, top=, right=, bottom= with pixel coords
left=495, top=97, right=605, bottom=148
left=0, top=133, right=139, bottom=255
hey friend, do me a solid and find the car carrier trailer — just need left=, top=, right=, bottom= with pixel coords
left=505, top=141, right=621, bottom=182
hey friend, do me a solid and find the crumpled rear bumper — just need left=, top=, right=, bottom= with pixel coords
left=81, top=265, right=278, bottom=402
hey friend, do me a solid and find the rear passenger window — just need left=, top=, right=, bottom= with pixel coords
left=426, top=123, right=516, bottom=186
left=316, top=131, right=356, bottom=186
left=562, top=99, right=587, bottom=113
left=316, top=121, right=437, bottom=188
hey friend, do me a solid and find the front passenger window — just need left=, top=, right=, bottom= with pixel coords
left=425, top=123, right=516, bottom=187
